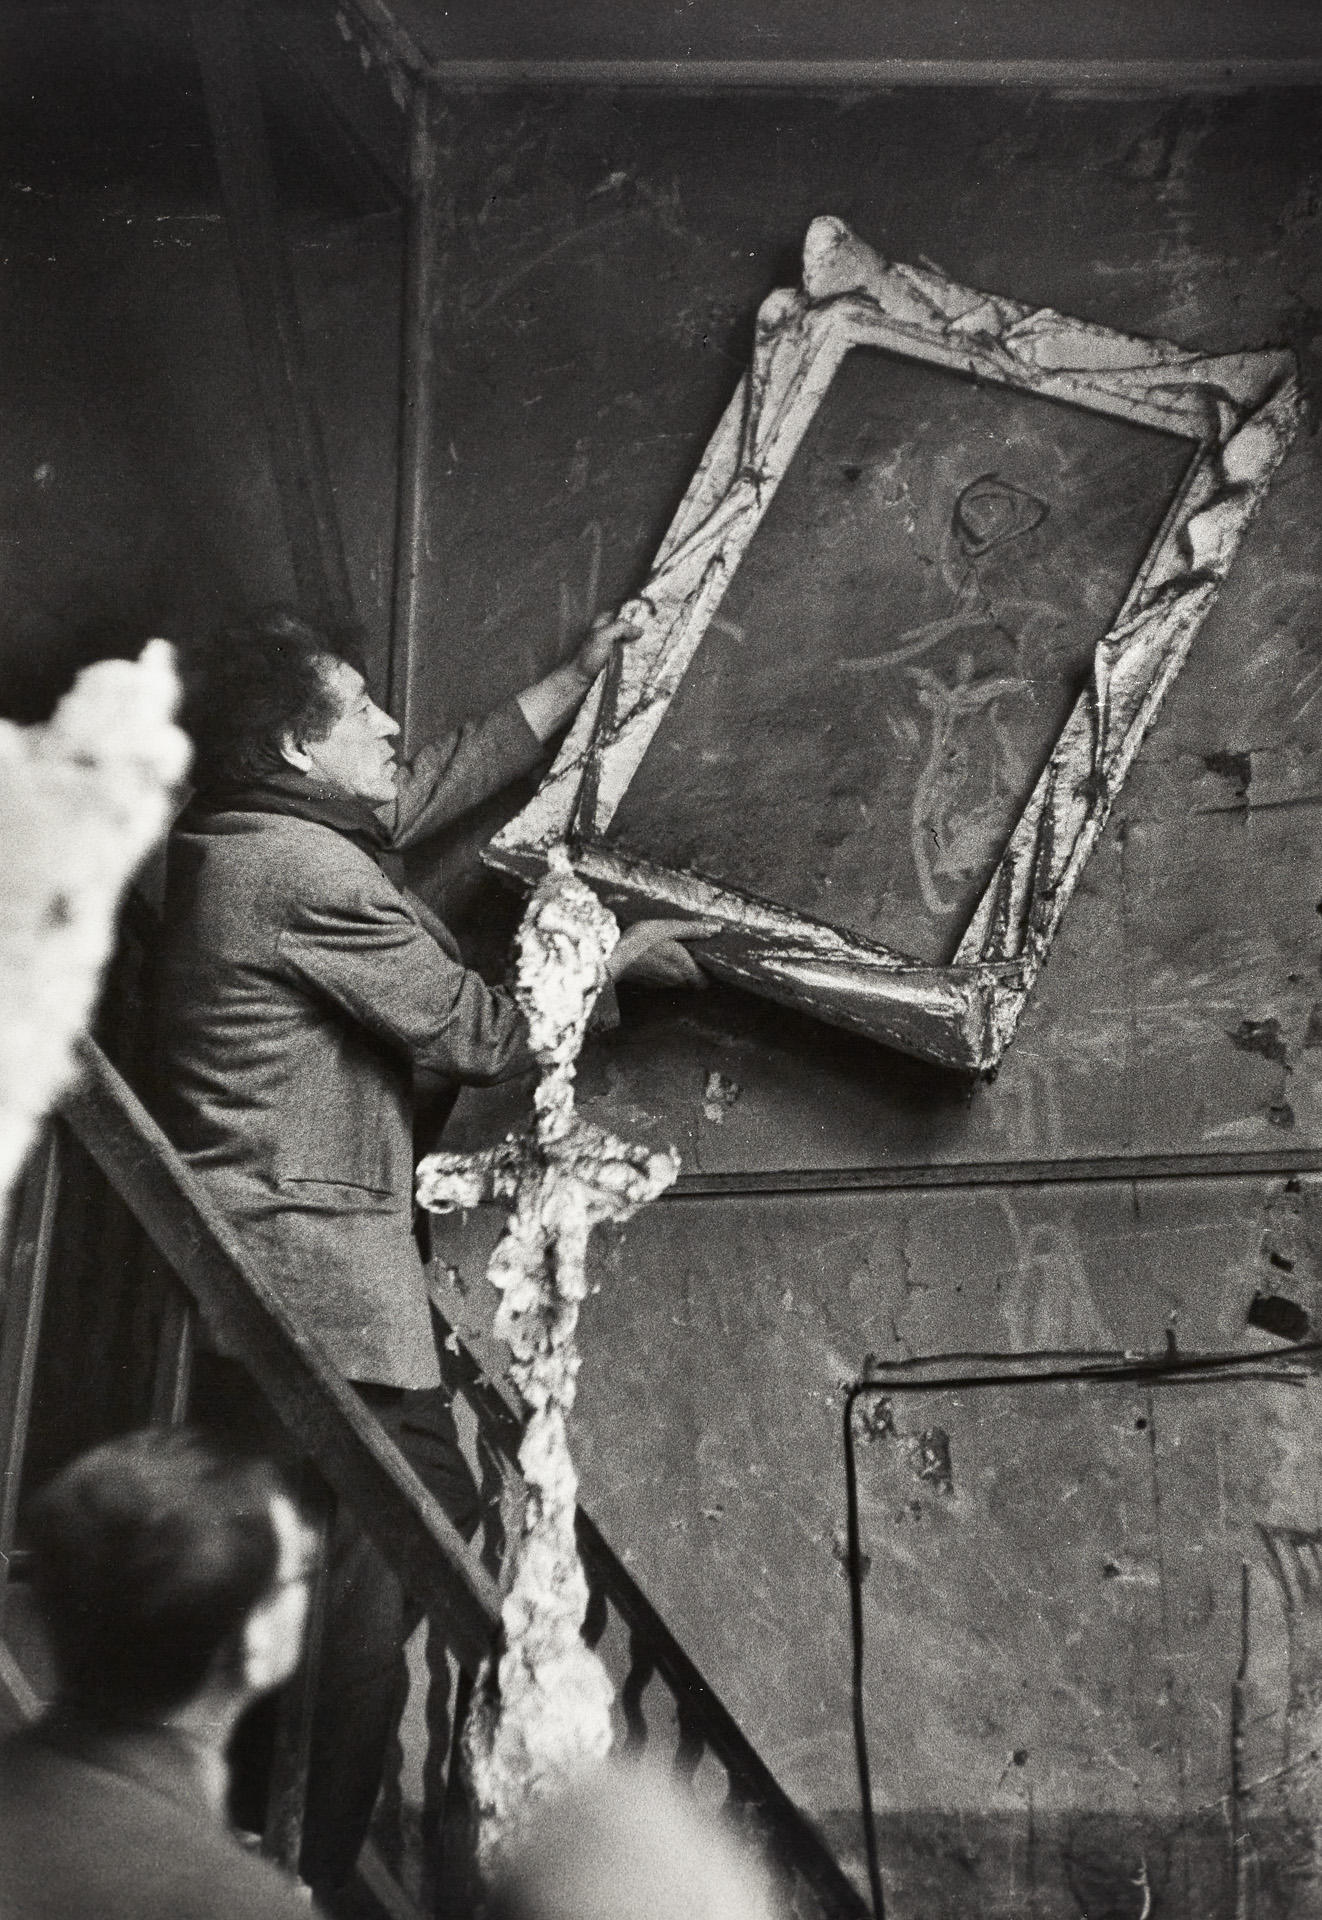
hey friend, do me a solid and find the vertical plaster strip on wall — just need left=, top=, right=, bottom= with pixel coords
left=417, top=850, right=680, bottom=1858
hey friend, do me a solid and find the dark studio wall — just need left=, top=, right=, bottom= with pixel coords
left=387, top=80, right=1322, bottom=1920
left=0, top=0, right=406, bottom=721
left=7, top=3, right=1322, bottom=1914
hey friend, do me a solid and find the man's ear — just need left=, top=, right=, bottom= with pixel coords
left=278, top=731, right=313, bottom=775
left=239, top=1590, right=301, bottom=1696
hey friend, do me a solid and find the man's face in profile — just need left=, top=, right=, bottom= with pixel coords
left=288, top=656, right=401, bottom=806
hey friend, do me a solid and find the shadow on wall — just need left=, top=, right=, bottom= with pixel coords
left=819, top=1808, right=1305, bottom=1919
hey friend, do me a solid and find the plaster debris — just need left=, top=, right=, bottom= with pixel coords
left=416, top=849, right=679, bottom=1861
left=914, top=1425, right=954, bottom=1496
left=701, top=1068, right=741, bottom=1122
left=0, top=641, right=189, bottom=1205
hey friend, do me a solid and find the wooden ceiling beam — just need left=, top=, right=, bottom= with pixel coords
left=331, top=2, right=1322, bottom=92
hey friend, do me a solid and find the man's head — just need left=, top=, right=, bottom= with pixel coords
left=181, top=608, right=399, bottom=805
left=277, top=652, right=401, bottom=807
left=28, top=1427, right=315, bottom=1725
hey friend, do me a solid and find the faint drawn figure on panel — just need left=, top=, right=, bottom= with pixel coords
left=906, top=652, right=1032, bottom=915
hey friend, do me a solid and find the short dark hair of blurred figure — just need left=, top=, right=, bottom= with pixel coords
left=0, top=1427, right=321, bottom=1920
left=484, top=1761, right=776, bottom=1920
left=29, top=1426, right=306, bottom=1723
left=178, top=606, right=367, bottom=795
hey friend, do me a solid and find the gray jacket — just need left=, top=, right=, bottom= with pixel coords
left=156, top=700, right=550, bottom=1387
left=0, top=1716, right=316, bottom=1920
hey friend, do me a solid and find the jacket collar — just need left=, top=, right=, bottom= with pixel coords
left=35, top=1706, right=225, bottom=1824
left=178, top=769, right=392, bottom=857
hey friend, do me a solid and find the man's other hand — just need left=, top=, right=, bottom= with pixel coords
left=574, top=610, right=642, bottom=685
left=607, top=919, right=718, bottom=989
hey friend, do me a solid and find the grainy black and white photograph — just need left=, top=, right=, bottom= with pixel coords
left=1, top=5, right=1321, bottom=1917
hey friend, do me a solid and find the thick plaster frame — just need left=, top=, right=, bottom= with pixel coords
left=487, top=217, right=1300, bottom=1072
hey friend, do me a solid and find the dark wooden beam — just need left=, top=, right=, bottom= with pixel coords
left=190, top=0, right=356, bottom=629
left=60, top=1042, right=500, bottom=1672
left=387, top=78, right=444, bottom=739
left=336, top=4, right=1322, bottom=94
left=0, top=1128, right=62, bottom=1625
left=406, top=60, right=1322, bottom=91
left=668, top=1146, right=1322, bottom=1201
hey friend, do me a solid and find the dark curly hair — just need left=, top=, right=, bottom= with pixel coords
left=178, top=606, right=366, bottom=795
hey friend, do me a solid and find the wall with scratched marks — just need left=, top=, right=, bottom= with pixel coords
left=6, top=20, right=1322, bottom=1910
left=420, top=86, right=1322, bottom=1918
left=435, top=1176, right=1322, bottom=1915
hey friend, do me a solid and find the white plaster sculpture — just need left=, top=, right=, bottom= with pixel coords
left=416, top=850, right=679, bottom=1858
left=0, top=642, right=189, bottom=1206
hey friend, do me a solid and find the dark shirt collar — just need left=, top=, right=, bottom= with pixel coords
left=178, top=769, right=391, bottom=856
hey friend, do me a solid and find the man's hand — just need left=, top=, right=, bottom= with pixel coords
left=606, top=919, right=718, bottom=989
left=573, top=611, right=642, bottom=686
left=516, top=611, right=644, bottom=744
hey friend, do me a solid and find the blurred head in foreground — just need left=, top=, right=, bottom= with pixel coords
left=28, top=1426, right=313, bottom=1728
left=486, top=1762, right=776, bottom=1920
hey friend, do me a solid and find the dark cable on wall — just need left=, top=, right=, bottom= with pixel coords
left=841, top=1337, right=1322, bottom=1920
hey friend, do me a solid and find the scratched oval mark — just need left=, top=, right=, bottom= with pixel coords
left=953, top=472, right=1049, bottom=559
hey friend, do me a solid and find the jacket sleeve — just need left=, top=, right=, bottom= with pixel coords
left=404, top=885, right=621, bottom=1038
left=276, top=878, right=539, bottom=1086
left=384, top=698, right=546, bottom=852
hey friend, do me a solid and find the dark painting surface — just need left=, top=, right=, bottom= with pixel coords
left=601, top=346, right=1197, bottom=962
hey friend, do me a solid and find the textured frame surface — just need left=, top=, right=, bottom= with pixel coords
left=487, top=217, right=1300, bottom=1071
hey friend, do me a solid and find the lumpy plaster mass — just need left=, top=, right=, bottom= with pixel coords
left=416, top=850, right=681, bottom=1856
left=0, top=642, right=189, bottom=1205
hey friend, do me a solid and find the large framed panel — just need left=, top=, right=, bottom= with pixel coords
left=488, top=218, right=1300, bottom=1071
